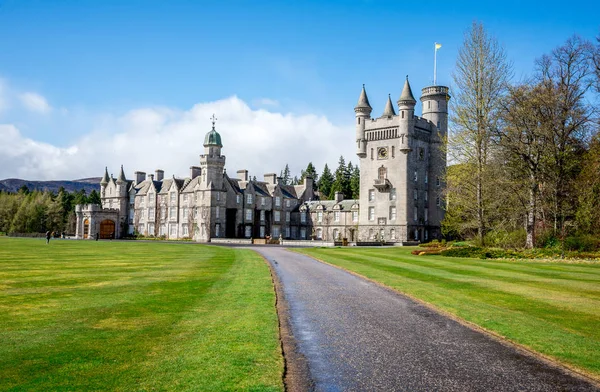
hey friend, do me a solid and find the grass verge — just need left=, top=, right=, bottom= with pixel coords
left=294, top=246, right=600, bottom=380
left=0, top=237, right=283, bottom=391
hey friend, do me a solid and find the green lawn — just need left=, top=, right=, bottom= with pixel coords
left=0, top=237, right=283, bottom=391
left=295, top=247, right=600, bottom=380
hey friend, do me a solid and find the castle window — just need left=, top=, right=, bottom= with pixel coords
left=414, top=171, right=418, bottom=182
left=425, top=208, right=429, bottom=223
left=316, top=228, right=322, bottom=240
left=182, top=194, right=187, bottom=203
left=260, top=226, right=266, bottom=238
left=148, top=223, right=155, bottom=236
left=182, top=225, right=188, bottom=237
left=149, top=193, right=155, bottom=203
left=368, top=207, right=375, bottom=221
left=236, top=194, right=241, bottom=204
left=436, top=177, right=440, bottom=187
left=148, top=208, right=155, bottom=221
left=333, top=229, right=339, bottom=240
left=272, top=227, right=280, bottom=237
left=428, top=101, right=431, bottom=109
left=286, top=211, right=290, bottom=222
left=378, top=166, right=387, bottom=180
left=245, top=226, right=251, bottom=238
left=425, top=173, right=428, bottom=184
left=369, top=228, right=374, bottom=239
left=170, top=224, right=176, bottom=236
left=358, top=117, right=360, bottom=124
left=215, top=223, right=220, bottom=238
left=401, top=111, right=404, bottom=119
left=317, top=211, right=323, bottom=223
left=371, top=148, right=374, bottom=160
left=414, top=189, right=418, bottom=200
left=215, top=207, right=219, bottom=219
left=275, top=197, right=281, bottom=207
left=261, top=197, right=266, bottom=206
left=425, top=230, right=429, bottom=241
left=392, top=146, right=395, bottom=158
left=414, top=208, right=418, bottom=222
left=286, top=199, right=290, bottom=208
left=260, top=210, right=265, bottom=222
left=352, top=211, right=359, bottom=222
left=170, top=192, right=175, bottom=203
left=389, top=206, right=396, bottom=221
left=419, top=148, right=424, bottom=160
left=300, top=227, right=306, bottom=239
left=245, top=209, right=252, bottom=221
left=216, top=192, right=220, bottom=201
left=390, top=188, right=396, bottom=201
left=436, top=197, right=441, bottom=207
left=274, top=211, right=280, bottom=222
left=334, top=211, right=340, bottom=222
left=425, top=192, right=428, bottom=202
left=170, top=207, right=176, bottom=219
left=301, top=212, right=307, bottom=223
left=391, top=229, right=396, bottom=240
left=286, top=227, right=291, bottom=238
left=246, top=194, right=253, bottom=204
left=194, top=208, right=198, bottom=219
left=437, top=121, right=441, bottom=129
left=369, top=189, right=375, bottom=202
left=161, top=208, right=166, bottom=219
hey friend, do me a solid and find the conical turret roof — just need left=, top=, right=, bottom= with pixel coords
left=381, top=94, right=396, bottom=117
left=117, top=165, right=127, bottom=184
left=354, top=84, right=372, bottom=112
left=100, top=167, right=110, bottom=186
left=398, top=76, right=416, bottom=105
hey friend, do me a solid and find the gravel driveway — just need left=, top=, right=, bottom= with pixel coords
left=254, top=247, right=599, bottom=392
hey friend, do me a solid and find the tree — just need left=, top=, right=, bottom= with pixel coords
left=318, top=164, right=334, bottom=200
left=350, top=165, right=360, bottom=199
left=534, top=36, right=594, bottom=235
left=280, top=164, right=291, bottom=185
left=329, top=156, right=351, bottom=199
left=88, top=189, right=102, bottom=205
left=575, top=134, right=600, bottom=234
left=498, top=83, right=551, bottom=248
left=300, top=162, right=319, bottom=190
left=447, top=21, right=512, bottom=245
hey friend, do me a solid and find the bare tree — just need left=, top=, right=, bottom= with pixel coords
left=447, top=21, right=512, bottom=245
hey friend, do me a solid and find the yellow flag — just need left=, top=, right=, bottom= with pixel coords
left=435, top=42, right=442, bottom=50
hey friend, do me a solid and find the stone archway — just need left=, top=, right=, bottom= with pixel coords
left=100, top=219, right=115, bottom=239
left=83, top=219, right=90, bottom=239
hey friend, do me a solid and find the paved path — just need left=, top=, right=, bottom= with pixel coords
left=254, top=247, right=599, bottom=392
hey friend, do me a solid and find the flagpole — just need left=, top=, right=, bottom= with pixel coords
left=433, top=42, right=437, bottom=86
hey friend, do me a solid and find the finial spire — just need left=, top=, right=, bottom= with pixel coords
left=100, top=166, right=110, bottom=186
left=398, top=77, right=416, bottom=105
left=355, top=84, right=372, bottom=112
left=210, top=114, right=217, bottom=130
left=381, top=94, right=396, bottom=117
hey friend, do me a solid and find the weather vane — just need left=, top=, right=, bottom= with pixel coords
left=210, top=114, right=217, bottom=129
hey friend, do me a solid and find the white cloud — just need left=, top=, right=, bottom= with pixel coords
left=19, top=92, right=52, bottom=114
left=0, top=96, right=355, bottom=181
left=0, top=79, right=8, bottom=114
left=252, top=98, right=280, bottom=107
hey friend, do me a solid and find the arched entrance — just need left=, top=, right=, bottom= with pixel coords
left=83, top=219, right=89, bottom=239
left=100, top=219, right=115, bottom=239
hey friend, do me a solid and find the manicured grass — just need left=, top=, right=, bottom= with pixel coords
left=0, top=237, right=283, bottom=391
left=295, top=247, right=600, bottom=380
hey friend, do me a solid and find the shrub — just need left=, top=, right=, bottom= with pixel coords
left=483, top=229, right=526, bottom=249
left=563, top=235, right=600, bottom=252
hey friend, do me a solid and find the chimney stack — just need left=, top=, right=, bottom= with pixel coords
left=190, top=166, right=201, bottom=179
left=264, top=173, right=277, bottom=185
left=237, top=170, right=249, bottom=182
left=134, top=171, right=146, bottom=185
left=155, top=169, right=164, bottom=181
left=334, top=192, right=344, bottom=203
left=147, top=174, right=154, bottom=181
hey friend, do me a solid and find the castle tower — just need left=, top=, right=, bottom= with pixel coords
left=397, top=77, right=416, bottom=152
left=200, top=114, right=225, bottom=190
left=420, top=85, right=450, bottom=240
left=116, top=165, right=128, bottom=197
left=354, top=85, right=372, bottom=158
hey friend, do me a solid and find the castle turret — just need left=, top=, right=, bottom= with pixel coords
left=116, top=165, right=127, bottom=196
left=355, top=84, right=372, bottom=158
left=420, top=85, right=450, bottom=137
left=200, top=115, right=226, bottom=189
left=100, top=167, right=109, bottom=197
left=381, top=94, right=396, bottom=118
left=397, top=77, right=416, bottom=152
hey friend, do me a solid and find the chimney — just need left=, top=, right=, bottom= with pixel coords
left=334, top=191, right=344, bottom=203
left=134, top=171, right=146, bottom=185
left=155, top=169, right=164, bottom=181
left=264, top=173, right=277, bottom=185
left=190, top=166, right=201, bottom=179
left=237, top=170, right=249, bottom=182
left=147, top=173, right=154, bottom=181
left=276, top=176, right=283, bottom=185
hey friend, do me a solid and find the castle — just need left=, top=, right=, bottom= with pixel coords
left=75, top=79, right=449, bottom=244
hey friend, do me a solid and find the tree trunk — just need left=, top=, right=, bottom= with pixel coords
left=525, top=180, right=537, bottom=249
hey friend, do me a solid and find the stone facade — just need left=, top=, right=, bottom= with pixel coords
left=76, top=80, right=448, bottom=243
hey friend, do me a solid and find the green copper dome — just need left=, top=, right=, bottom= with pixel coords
left=204, top=115, right=223, bottom=147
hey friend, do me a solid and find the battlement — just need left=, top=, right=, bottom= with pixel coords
left=421, top=86, right=449, bottom=96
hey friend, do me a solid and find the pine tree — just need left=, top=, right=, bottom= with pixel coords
left=350, top=165, right=360, bottom=199
left=329, top=156, right=350, bottom=199
left=300, top=162, right=318, bottom=189
left=318, top=164, right=334, bottom=200
left=280, top=164, right=291, bottom=185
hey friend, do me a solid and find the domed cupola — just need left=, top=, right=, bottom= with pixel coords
left=204, top=114, right=222, bottom=148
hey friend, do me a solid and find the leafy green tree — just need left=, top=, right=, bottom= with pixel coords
left=88, top=189, right=102, bottom=205
left=318, top=164, right=334, bottom=200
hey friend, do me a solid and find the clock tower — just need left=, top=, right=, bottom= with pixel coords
left=355, top=77, right=449, bottom=243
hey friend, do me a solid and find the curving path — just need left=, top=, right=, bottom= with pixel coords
left=254, top=247, right=599, bottom=392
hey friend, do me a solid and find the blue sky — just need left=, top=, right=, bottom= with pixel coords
left=0, top=0, right=598, bottom=180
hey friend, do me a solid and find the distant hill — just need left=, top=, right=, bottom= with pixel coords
left=0, top=178, right=102, bottom=194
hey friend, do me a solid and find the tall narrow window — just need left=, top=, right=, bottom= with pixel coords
left=378, top=166, right=387, bottom=180
left=369, top=207, right=375, bottom=221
